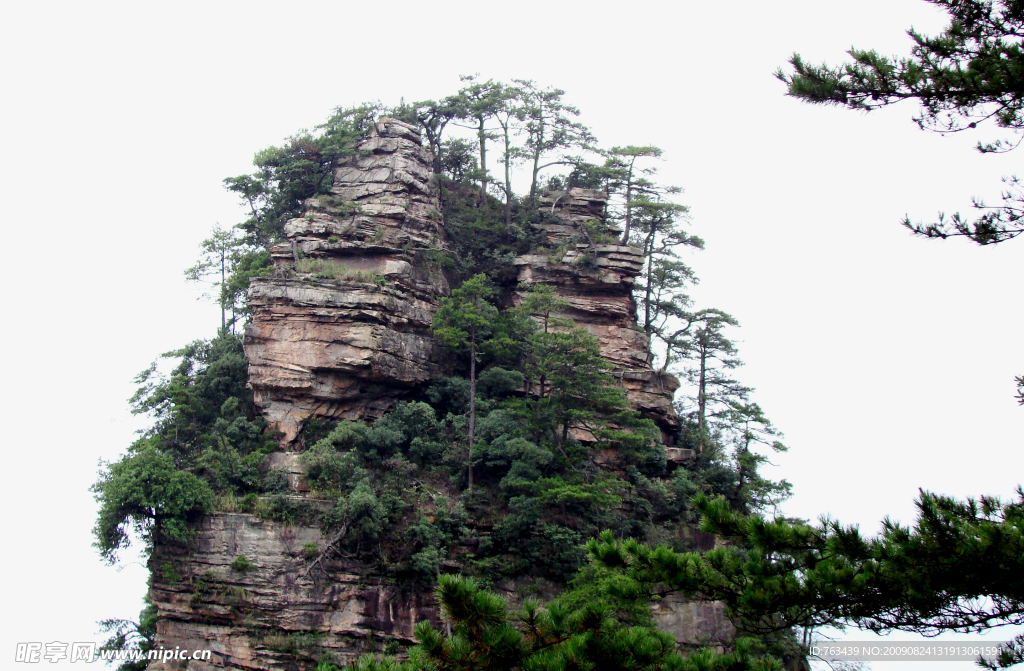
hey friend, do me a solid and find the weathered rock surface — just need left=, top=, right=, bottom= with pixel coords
left=532, top=189, right=612, bottom=245
left=244, top=118, right=449, bottom=445
left=147, top=510, right=439, bottom=670
left=516, top=189, right=681, bottom=443
left=652, top=595, right=737, bottom=649
left=147, top=510, right=730, bottom=671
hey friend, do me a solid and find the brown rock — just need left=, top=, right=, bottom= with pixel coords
left=651, top=594, right=737, bottom=648
left=147, top=512, right=439, bottom=670
left=515, top=189, right=680, bottom=443
left=245, top=118, right=449, bottom=445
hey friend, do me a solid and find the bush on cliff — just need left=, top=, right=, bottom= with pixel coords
left=92, top=333, right=278, bottom=561
left=92, top=446, right=214, bottom=563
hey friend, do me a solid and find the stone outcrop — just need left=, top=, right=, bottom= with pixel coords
left=515, top=188, right=681, bottom=443
left=149, top=123, right=717, bottom=671
left=244, top=118, right=449, bottom=445
left=148, top=508, right=439, bottom=671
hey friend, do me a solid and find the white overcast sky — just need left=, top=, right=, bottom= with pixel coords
left=2, top=1, right=1021, bottom=668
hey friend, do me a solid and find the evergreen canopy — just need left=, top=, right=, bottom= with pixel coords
left=777, top=0, right=1024, bottom=245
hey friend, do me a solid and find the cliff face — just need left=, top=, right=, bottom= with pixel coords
left=146, top=458, right=732, bottom=671
left=513, top=188, right=680, bottom=444
left=148, top=506, right=440, bottom=670
left=244, top=118, right=449, bottom=446
left=146, top=120, right=727, bottom=670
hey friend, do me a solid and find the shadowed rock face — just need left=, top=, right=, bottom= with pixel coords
left=515, top=188, right=681, bottom=444
left=147, top=510, right=440, bottom=671
left=244, top=118, right=449, bottom=445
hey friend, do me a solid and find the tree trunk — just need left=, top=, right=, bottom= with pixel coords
left=697, top=343, right=707, bottom=445
left=504, top=124, right=513, bottom=228
left=220, top=248, right=226, bottom=331
left=467, top=335, right=476, bottom=491
left=478, top=116, right=488, bottom=208
left=529, top=114, right=545, bottom=208
left=643, top=229, right=656, bottom=343
left=620, top=158, right=636, bottom=245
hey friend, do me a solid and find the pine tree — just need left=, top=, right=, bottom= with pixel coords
left=456, top=76, right=505, bottom=209
left=432, top=274, right=500, bottom=490
left=602, top=146, right=663, bottom=245
left=514, top=80, right=596, bottom=207
left=627, top=196, right=704, bottom=369
left=777, top=0, right=1024, bottom=245
left=674, top=309, right=750, bottom=450
left=342, top=574, right=783, bottom=671
left=591, top=487, right=1024, bottom=668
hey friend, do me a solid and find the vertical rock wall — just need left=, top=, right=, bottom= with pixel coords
left=147, top=510, right=439, bottom=671
left=244, top=118, right=449, bottom=445
left=514, top=188, right=681, bottom=444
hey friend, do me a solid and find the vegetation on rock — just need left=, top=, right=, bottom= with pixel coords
left=94, top=78, right=799, bottom=669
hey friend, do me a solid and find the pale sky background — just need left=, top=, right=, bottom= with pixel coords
left=1, top=1, right=1021, bottom=669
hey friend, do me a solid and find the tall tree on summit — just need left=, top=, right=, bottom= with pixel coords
left=604, top=146, right=663, bottom=244
left=490, top=83, right=526, bottom=228
left=414, top=95, right=467, bottom=177
left=515, top=80, right=596, bottom=208
left=456, top=76, right=505, bottom=209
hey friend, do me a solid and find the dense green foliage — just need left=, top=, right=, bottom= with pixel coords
left=92, top=334, right=277, bottom=563
left=327, top=574, right=781, bottom=671
left=591, top=488, right=1024, bottom=668
left=292, top=296, right=693, bottom=588
left=777, top=0, right=1024, bottom=245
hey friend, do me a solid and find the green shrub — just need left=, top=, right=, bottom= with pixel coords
left=300, top=442, right=365, bottom=493
left=230, top=554, right=255, bottom=572
left=160, top=563, right=181, bottom=585
left=425, top=377, right=471, bottom=415
left=255, top=496, right=318, bottom=525
left=238, top=493, right=258, bottom=513
left=296, top=257, right=379, bottom=283
left=92, top=446, right=214, bottom=563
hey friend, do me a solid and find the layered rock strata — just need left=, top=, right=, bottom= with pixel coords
left=515, top=188, right=681, bottom=444
left=146, top=459, right=729, bottom=671
left=244, top=118, right=449, bottom=445
left=148, top=507, right=439, bottom=671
